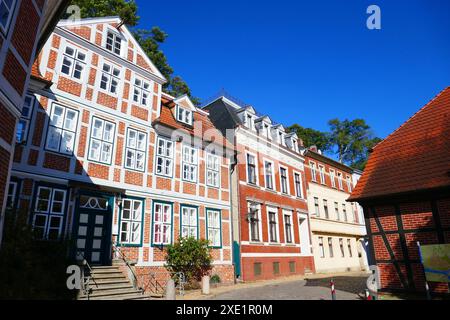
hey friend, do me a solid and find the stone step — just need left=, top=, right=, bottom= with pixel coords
left=91, top=269, right=123, bottom=275
left=79, top=292, right=147, bottom=300
left=91, top=265, right=121, bottom=270
left=90, top=283, right=134, bottom=291
left=79, top=287, right=141, bottom=299
left=91, top=273, right=127, bottom=280
left=88, top=278, right=130, bottom=286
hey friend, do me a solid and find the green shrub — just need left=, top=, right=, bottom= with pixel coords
left=210, top=274, right=221, bottom=284
left=165, top=237, right=212, bottom=284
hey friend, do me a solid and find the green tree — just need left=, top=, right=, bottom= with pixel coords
left=286, top=124, right=330, bottom=152
left=328, top=118, right=380, bottom=168
left=69, top=0, right=201, bottom=104
left=165, top=237, right=212, bottom=284
left=350, top=137, right=382, bottom=170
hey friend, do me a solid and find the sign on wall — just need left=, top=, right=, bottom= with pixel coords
left=419, top=244, right=450, bottom=283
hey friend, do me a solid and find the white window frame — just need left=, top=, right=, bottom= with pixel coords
left=248, top=202, right=262, bottom=243
left=346, top=175, right=353, bottom=192
left=263, top=159, right=275, bottom=190
left=124, top=128, right=147, bottom=172
left=6, top=181, right=17, bottom=210
left=266, top=206, right=279, bottom=243
left=318, top=237, right=325, bottom=258
left=45, top=104, right=79, bottom=155
left=182, top=145, right=198, bottom=183
left=314, top=197, right=320, bottom=216
left=283, top=210, right=294, bottom=244
left=339, top=238, right=345, bottom=257
left=310, top=161, right=317, bottom=182
left=323, top=199, right=329, bottom=219
left=88, top=117, right=115, bottom=164
left=293, top=171, right=304, bottom=198
left=99, top=62, right=121, bottom=95
left=32, top=186, right=67, bottom=240
left=206, top=209, right=221, bottom=247
left=105, top=29, right=124, bottom=56
left=206, top=152, right=220, bottom=188
left=0, top=0, right=16, bottom=34
left=181, top=206, right=198, bottom=239
left=152, top=202, right=172, bottom=245
left=176, top=105, right=193, bottom=126
left=16, top=94, right=35, bottom=144
left=246, top=152, right=258, bottom=185
left=342, top=203, right=348, bottom=222
left=329, top=169, right=336, bottom=188
left=132, top=76, right=152, bottom=107
left=337, top=172, right=344, bottom=190
left=318, top=165, right=326, bottom=184
left=347, top=239, right=353, bottom=257
left=119, top=199, right=143, bottom=245
left=60, top=45, right=87, bottom=81
left=328, top=237, right=334, bottom=258
left=279, top=165, right=290, bottom=195
left=155, top=137, right=174, bottom=177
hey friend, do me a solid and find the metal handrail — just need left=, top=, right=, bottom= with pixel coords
left=111, top=242, right=143, bottom=293
left=140, top=271, right=186, bottom=297
left=77, top=252, right=95, bottom=300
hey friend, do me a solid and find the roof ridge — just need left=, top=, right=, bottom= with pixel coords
left=372, top=86, right=450, bottom=150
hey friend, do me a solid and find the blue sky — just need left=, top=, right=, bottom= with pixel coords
left=135, top=0, right=450, bottom=138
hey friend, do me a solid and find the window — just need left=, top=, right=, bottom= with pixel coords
left=46, top=104, right=79, bottom=155
left=254, top=262, right=262, bottom=276
left=264, top=161, right=274, bottom=190
left=132, top=78, right=151, bottom=107
left=342, top=204, right=348, bottom=222
left=88, top=117, right=115, bottom=164
left=289, top=261, right=296, bottom=273
left=0, top=0, right=16, bottom=33
left=294, top=172, right=303, bottom=198
left=155, top=137, right=174, bottom=177
left=339, top=238, right=345, bottom=257
left=260, top=122, right=271, bottom=140
left=125, top=128, right=147, bottom=171
left=268, top=208, right=278, bottom=243
left=32, top=186, right=67, bottom=240
left=245, top=113, right=254, bottom=130
left=319, top=165, right=326, bottom=184
left=100, top=63, right=120, bottom=94
left=318, top=237, right=325, bottom=258
left=181, top=206, right=198, bottom=239
left=280, top=167, right=288, bottom=194
left=278, top=131, right=285, bottom=146
left=16, top=94, right=35, bottom=144
left=346, top=176, right=353, bottom=192
left=61, top=46, right=86, bottom=80
left=119, top=199, right=143, bottom=245
left=310, top=162, right=317, bottom=182
left=6, top=181, right=17, bottom=210
left=176, top=106, right=193, bottom=125
left=106, top=30, right=122, bottom=55
left=249, top=203, right=260, bottom=242
left=328, top=237, right=334, bottom=258
left=284, top=212, right=293, bottom=244
left=247, top=154, right=257, bottom=185
left=206, top=152, right=220, bottom=187
left=347, top=239, right=353, bottom=257
left=334, top=202, right=340, bottom=220
left=273, top=262, right=280, bottom=275
left=314, top=197, right=320, bottom=216
left=182, top=145, right=198, bottom=182
left=323, top=199, right=329, bottom=219
left=206, top=209, right=221, bottom=247
left=152, top=202, right=172, bottom=245
left=330, top=169, right=336, bottom=188
left=337, top=172, right=344, bottom=190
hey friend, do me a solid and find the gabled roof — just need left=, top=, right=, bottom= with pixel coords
left=272, top=124, right=286, bottom=132
left=286, top=132, right=298, bottom=139
left=255, top=115, right=272, bottom=124
left=236, top=105, right=257, bottom=115
left=57, top=16, right=166, bottom=82
left=349, top=86, right=450, bottom=202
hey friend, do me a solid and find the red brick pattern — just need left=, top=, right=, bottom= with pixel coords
left=43, top=153, right=70, bottom=172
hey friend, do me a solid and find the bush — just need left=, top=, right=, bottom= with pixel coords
left=0, top=208, right=77, bottom=300
left=165, top=237, right=212, bottom=284
left=210, top=274, right=221, bottom=284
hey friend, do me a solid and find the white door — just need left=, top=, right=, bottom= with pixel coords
left=298, top=214, right=311, bottom=255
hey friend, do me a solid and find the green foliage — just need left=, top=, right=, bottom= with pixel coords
left=210, top=274, right=221, bottom=284
left=286, top=124, right=330, bottom=152
left=0, top=208, right=76, bottom=300
left=69, top=0, right=201, bottom=105
left=165, top=237, right=212, bottom=283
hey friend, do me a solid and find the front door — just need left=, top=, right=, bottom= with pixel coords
left=73, top=193, right=113, bottom=266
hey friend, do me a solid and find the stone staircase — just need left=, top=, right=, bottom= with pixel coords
left=78, top=265, right=150, bottom=300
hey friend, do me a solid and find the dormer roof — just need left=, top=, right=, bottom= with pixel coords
left=255, top=116, right=272, bottom=124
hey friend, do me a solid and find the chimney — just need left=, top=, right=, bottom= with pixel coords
left=309, top=145, right=318, bottom=152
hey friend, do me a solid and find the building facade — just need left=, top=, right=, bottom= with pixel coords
left=204, top=96, right=315, bottom=281
left=0, top=0, right=69, bottom=246
left=6, top=17, right=234, bottom=284
left=304, top=149, right=368, bottom=273
left=349, top=87, right=450, bottom=295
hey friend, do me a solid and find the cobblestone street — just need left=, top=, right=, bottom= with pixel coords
left=184, top=272, right=369, bottom=300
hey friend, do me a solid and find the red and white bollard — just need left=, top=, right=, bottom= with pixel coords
left=365, top=289, right=372, bottom=300
left=330, top=279, right=337, bottom=300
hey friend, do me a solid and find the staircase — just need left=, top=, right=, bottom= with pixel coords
left=78, top=265, right=150, bottom=300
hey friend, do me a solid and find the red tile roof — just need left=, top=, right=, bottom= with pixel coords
left=349, top=86, right=450, bottom=201
left=153, top=96, right=235, bottom=150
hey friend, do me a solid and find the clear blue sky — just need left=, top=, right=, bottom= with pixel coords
left=135, top=0, right=450, bottom=138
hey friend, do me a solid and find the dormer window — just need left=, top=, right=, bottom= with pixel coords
left=106, top=30, right=123, bottom=56
left=292, top=139, right=298, bottom=152
left=278, top=131, right=285, bottom=146
left=263, top=123, right=271, bottom=140
left=177, top=106, right=193, bottom=126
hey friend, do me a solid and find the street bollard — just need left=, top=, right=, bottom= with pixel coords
left=165, top=279, right=176, bottom=300
left=330, top=279, right=337, bottom=300
left=202, top=275, right=210, bottom=295
left=365, top=289, right=372, bottom=300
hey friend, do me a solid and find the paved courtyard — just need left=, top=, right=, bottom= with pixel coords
left=184, top=272, right=369, bottom=300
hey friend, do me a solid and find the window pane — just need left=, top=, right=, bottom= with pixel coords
left=51, top=106, right=64, bottom=127
left=127, top=130, right=136, bottom=148
left=101, top=143, right=112, bottom=163
left=60, top=131, right=75, bottom=154
left=92, top=119, right=103, bottom=139
left=46, top=126, right=62, bottom=151
left=89, top=139, right=101, bottom=161
left=64, top=110, right=77, bottom=131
